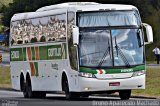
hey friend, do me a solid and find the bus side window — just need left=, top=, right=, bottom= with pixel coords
left=11, top=39, right=15, bottom=45
left=10, top=21, right=21, bottom=45
left=10, top=22, right=15, bottom=46
left=67, top=12, right=78, bottom=70
left=48, top=14, right=66, bottom=42
left=30, top=37, right=38, bottom=43
left=30, top=18, right=42, bottom=43
left=40, top=36, right=46, bottom=42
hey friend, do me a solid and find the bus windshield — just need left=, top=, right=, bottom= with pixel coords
left=78, top=11, right=144, bottom=68
left=78, top=11, right=140, bottom=27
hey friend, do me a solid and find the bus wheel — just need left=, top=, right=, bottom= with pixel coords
left=80, top=93, right=89, bottom=98
left=23, top=83, right=28, bottom=98
left=26, top=76, right=34, bottom=98
left=119, top=90, right=131, bottom=100
left=36, top=92, right=46, bottom=98
left=62, top=76, right=79, bottom=100
left=20, top=74, right=28, bottom=98
left=26, top=75, right=46, bottom=98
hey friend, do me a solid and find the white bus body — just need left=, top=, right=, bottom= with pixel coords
left=10, top=2, right=153, bottom=99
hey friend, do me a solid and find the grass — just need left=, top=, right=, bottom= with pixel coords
left=146, top=61, right=157, bottom=64
left=132, top=67, right=160, bottom=98
left=0, top=66, right=159, bottom=98
left=0, top=66, right=11, bottom=88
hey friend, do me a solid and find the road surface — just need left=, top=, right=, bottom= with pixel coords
left=0, top=90, right=159, bottom=106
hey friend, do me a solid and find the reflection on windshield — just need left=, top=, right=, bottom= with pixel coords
left=79, top=28, right=144, bottom=68
left=79, top=29, right=112, bottom=67
left=112, top=29, right=144, bottom=66
left=78, top=11, right=140, bottom=27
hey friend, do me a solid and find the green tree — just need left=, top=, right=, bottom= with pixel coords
left=2, top=0, right=60, bottom=27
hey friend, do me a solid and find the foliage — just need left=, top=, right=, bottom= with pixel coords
left=0, top=25, right=4, bottom=34
left=0, top=66, right=11, bottom=88
left=2, top=0, right=59, bottom=26
left=0, top=0, right=13, bottom=40
left=0, top=0, right=13, bottom=11
left=1, top=0, right=160, bottom=60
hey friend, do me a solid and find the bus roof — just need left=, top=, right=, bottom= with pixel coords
left=36, top=2, right=137, bottom=12
left=11, top=2, right=138, bottom=22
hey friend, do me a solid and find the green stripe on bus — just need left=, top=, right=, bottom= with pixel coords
left=63, top=43, right=67, bottom=59
left=34, top=62, right=39, bottom=76
left=79, top=65, right=145, bottom=74
left=23, top=48, right=26, bottom=61
left=31, top=47, right=35, bottom=60
left=79, top=67, right=97, bottom=74
left=39, top=46, right=47, bottom=60
left=10, top=43, right=67, bottom=61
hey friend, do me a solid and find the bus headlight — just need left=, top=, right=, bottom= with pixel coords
left=78, top=72, right=96, bottom=78
left=132, top=70, right=146, bottom=77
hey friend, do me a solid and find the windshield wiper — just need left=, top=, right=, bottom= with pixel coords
left=98, top=39, right=111, bottom=67
left=114, top=37, right=131, bottom=67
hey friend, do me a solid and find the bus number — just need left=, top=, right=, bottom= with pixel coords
left=11, top=51, right=19, bottom=59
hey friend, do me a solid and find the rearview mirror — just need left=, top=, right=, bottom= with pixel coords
left=72, top=26, right=79, bottom=45
left=142, top=23, right=153, bottom=45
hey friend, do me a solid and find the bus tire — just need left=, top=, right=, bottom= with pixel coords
left=26, top=75, right=46, bottom=98
left=26, top=75, right=34, bottom=98
left=20, top=74, right=28, bottom=98
left=23, top=84, right=28, bottom=98
left=119, top=90, right=131, bottom=100
left=80, top=93, right=89, bottom=98
left=62, top=74, right=79, bottom=100
left=32, top=91, right=46, bottom=98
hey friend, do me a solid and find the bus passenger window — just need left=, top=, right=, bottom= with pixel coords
left=11, top=39, right=15, bottom=45
left=67, top=12, right=77, bottom=70
left=30, top=37, right=38, bottom=43
left=40, top=36, right=46, bottom=42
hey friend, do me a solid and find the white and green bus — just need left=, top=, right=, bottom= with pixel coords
left=10, top=2, right=153, bottom=100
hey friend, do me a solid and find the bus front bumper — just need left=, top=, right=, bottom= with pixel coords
left=74, top=74, right=145, bottom=92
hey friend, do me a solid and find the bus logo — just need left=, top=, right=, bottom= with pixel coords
left=96, top=69, right=105, bottom=74
left=48, top=48, right=61, bottom=57
left=121, top=69, right=133, bottom=73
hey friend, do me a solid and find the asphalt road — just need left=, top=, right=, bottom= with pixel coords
left=0, top=90, right=159, bottom=106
